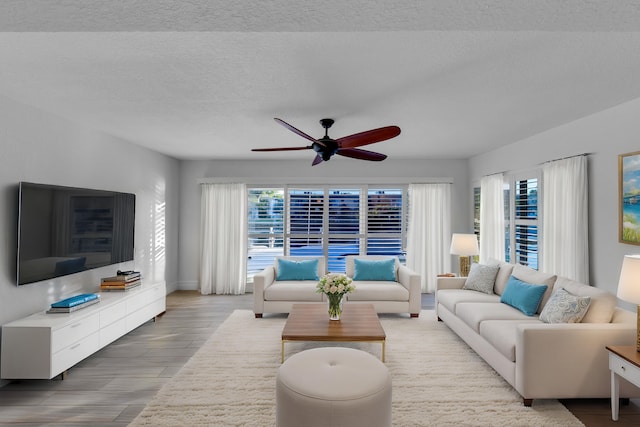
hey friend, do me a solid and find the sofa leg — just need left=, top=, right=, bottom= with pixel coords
left=523, top=398, right=533, bottom=407
left=437, top=316, right=442, bottom=322
left=254, top=313, right=263, bottom=318
left=410, top=313, right=419, bottom=318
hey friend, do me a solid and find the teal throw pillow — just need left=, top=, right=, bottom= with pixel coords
left=500, top=275, right=548, bottom=316
left=353, top=258, right=396, bottom=281
left=276, top=258, right=319, bottom=281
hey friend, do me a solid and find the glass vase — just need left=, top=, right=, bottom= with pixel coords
left=328, top=294, right=344, bottom=320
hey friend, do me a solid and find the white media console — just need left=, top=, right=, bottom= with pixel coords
left=1, top=281, right=166, bottom=380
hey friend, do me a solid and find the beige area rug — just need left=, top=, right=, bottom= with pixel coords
left=129, top=310, right=584, bottom=427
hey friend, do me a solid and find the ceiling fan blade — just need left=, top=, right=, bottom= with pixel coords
left=312, top=155, right=324, bottom=166
left=336, top=126, right=401, bottom=149
left=251, top=146, right=311, bottom=152
left=274, top=118, right=319, bottom=144
left=337, top=147, right=387, bottom=161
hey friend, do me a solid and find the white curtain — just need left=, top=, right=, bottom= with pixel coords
left=406, top=183, right=451, bottom=293
left=479, top=173, right=505, bottom=263
left=542, top=156, right=589, bottom=282
left=199, top=183, right=248, bottom=295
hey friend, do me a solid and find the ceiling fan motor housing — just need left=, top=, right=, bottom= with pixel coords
left=313, top=139, right=338, bottom=161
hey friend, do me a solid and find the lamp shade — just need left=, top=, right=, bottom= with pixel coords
left=450, top=233, right=479, bottom=256
left=617, top=255, right=640, bottom=304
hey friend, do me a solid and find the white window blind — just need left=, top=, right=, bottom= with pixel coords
left=512, top=178, right=539, bottom=269
left=247, top=185, right=407, bottom=280
left=367, top=189, right=404, bottom=260
left=247, top=189, right=284, bottom=281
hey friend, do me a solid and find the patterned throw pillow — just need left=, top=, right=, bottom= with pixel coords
left=463, top=263, right=500, bottom=294
left=539, top=288, right=591, bottom=323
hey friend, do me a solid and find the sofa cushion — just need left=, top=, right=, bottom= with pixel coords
left=436, top=289, right=501, bottom=314
left=480, top=319, right=542, bottom=362
left=500, top=276, right=548, bottom=316
left=487, top=258, right=514, bottom=295
left=345, top=256, right=398, bottom=278
left=276, top=258, right=319, bottom=281
left=456, top=302, right=534, bottom=333
left=553, top=276, right=617, bottom=323
left=347, top=281, right=409, bottom=302
left=463, top=263, right=499, bottom=294
left=353, top=258, right=396, bottom=281
left=511, top=264, right=557, bottom=313
left=539, top=288, right=591, bottom=324
left=275, top=256, right=326, bottom=278
left=264, top=281, right=323, bottom=302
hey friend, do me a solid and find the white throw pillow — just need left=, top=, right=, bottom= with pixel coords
left=539, top=288, right=591, bottom=323
left=463, top=263, right=499, bottom=294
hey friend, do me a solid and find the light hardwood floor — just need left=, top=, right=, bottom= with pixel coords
left=0, top=291, right=638, bottom=426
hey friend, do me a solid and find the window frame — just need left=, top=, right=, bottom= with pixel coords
left=246, top=184, right=408, bottom=281
left=505, top=170, right=542, bottom=270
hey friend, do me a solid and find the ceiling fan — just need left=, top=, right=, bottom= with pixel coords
left=252, top=118, right=401, bottom=166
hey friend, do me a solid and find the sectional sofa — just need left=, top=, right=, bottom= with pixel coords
left=436, top=260, right=639, bottom=406
left=253, top=255, right=421, bottom=318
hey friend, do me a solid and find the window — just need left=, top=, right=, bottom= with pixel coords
left=247, top=186, right=407, bottom=281
left=247, top=189, right=284, bottom=279
left=506, top=175, right=540, bottom=269
left=473, top=186, right=481, bottom=240
left=367, top=189, right=404, bottom=259
left=474, top=173, right=541, bottom=269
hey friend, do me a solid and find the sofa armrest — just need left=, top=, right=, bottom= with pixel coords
left=398, top=265, right=421, bottom=316
left=436, top=276, right=466, bottom=290
left=253, top=266, right=276, bottom=316
left=516, top=322, right=637, bottom=399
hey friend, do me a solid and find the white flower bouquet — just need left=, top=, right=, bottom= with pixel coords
left=316, top=273, right=355, bottom=319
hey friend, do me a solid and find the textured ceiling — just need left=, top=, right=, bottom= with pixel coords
left=1, top=1, right=640, bottom=161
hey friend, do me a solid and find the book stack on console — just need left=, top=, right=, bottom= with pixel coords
left=100, top=271, right=141, bottom=291
left=47, top=293, right=100, bottom=314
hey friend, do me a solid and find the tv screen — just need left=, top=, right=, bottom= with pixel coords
left=17, top=182, right=135, bottom=285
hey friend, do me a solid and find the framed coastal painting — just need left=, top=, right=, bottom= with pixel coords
left=619, top=151, right=640, bottom=245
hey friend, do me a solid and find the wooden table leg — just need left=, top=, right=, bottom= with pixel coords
left=612, top=370, right=619, bottom=421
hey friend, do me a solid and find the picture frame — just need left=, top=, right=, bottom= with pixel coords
left=619, top=151, right=640, bottom=245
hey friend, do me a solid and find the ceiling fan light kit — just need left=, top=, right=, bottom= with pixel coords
left=252, top=118, right=401, bottom=166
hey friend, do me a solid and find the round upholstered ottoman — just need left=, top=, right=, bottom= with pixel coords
left=276, top=347, right=391, bottom=427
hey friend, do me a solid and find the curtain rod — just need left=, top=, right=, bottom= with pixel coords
left=540, top=152, right=593, bottom=165
left=198, top=176, right=454, bottom=185
left=482, top=171, right=507, bottom=178
left=481, top=152, right=593, bottom=177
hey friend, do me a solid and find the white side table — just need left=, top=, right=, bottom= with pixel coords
left=607, top=345, right=640, bottom=421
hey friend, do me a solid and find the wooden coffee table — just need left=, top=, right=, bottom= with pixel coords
left=281, top=303, right=386, bottom=363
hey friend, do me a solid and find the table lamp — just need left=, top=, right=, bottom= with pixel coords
left=450, top=233, right=479, bottom=277
left=617, top=254, right=640, bottom=352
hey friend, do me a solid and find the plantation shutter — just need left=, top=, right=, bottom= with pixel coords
left=513, top=178, right=538, bottom=269
left=367, top=189, right=404, bottom=259
left=247, top=189, right=284, bottom=281
left=327, top=189, right=362, bottom=272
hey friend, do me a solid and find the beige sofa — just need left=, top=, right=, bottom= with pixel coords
left=436, top=260, right=639, bottom=406
left=253, top=255, right=421, bottom=318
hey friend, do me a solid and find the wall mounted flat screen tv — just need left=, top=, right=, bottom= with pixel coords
left=17, top=182, right=135, bottom=285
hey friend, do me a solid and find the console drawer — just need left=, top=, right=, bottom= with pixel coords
left=51, top=313, right=100, bottom=354
left=99, top=300, right=127, bottom=328
left=610, top=352, right=640, bottom=388
left=51, top=331, right=100, bottom=376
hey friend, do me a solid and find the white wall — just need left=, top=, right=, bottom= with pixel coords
left=177, top=158, right=470, bottom=290
left=469, top=96, right=640, bottom=297
left=0, top=95, right=180, bottom=329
